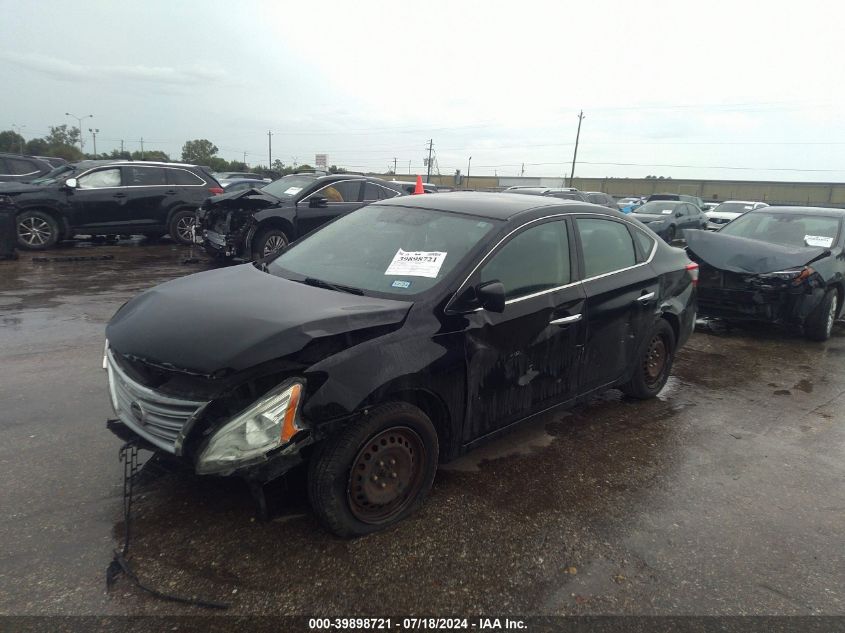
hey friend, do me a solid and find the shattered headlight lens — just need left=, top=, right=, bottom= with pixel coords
left=196, top=381, right=304, bottom=475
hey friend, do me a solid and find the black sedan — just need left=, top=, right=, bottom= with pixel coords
left=630, top=200, right=708, bottom=242
left=687, top=206, right=845, bottom=340
left=104, top=193, right=698, bottom=536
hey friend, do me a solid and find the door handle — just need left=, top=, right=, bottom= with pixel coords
left=636, top=292, right=656, bottom=303
left=550, top=314, right=582, bottom=325
left=113, top=193, right=127, bottom=198
left=164, top=189, right=177, bottom=195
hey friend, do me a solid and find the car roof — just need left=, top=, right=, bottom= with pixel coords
left=720, top=200, right=763, bottom=204
left=373, top=191, right=615, bottom=220
left=754, top=206, right=845, bottom=217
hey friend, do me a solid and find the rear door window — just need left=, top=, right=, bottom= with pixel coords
left=576, top=218, right=638, bottom=278
left=123, top=166, right=167, bottom=186
left=5, top=158, right=40, bottom=175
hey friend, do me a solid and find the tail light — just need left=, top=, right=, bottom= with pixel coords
left=208, top=186, right=224, bottom=195
left=685, top=262, right=699, bottom=286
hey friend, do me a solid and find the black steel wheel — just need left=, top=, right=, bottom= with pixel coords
left=308, top=402, right=438, bottom=537
left=620, top=318, right=676, bottom=399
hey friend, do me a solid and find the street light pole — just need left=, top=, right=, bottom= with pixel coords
left=88, top=128, right=99, bottom=155
left=65, top=112, right=93, bottom=150
left=569, top=110, right=585, bottom=187
left=466, top=156, right=472, bottom=190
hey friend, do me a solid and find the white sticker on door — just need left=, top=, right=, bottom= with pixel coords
left=805, top=235, right=833, bottom=248
left=385, top=249, right=447, bottom=278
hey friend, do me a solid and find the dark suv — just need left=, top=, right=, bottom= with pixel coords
left=196, top=172, right=404, bottom=260
left=0, top=160, right=223, bottom=249
left=0, top=153, right=53, bottom=183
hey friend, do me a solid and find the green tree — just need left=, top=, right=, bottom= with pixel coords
left=181, top=139, right=218, bottom=164
left=45, top=124, right=81, bottom=148
left=46, top=144, right=84, bottom=161
left=25, top=138, right=49, bottom=155
left=328, top=164, right=347, bottom=174
left=0, top=130, right=26, bottom=153
left=130, top=150, right=170, bottom=162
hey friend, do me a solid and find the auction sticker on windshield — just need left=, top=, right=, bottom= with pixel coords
left=805, top=235, right=834, bottom=248
left=385, top=249, right=447, bottom=278
left=284, top=187, right=303, bottom=194
left=661, top=209, right=673, bottom=214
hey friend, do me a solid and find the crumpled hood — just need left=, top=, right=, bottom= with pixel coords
left=106, top=264, right=412, bottom=376
left=686, top=229, right=829, bottom=274
left=203, top=187, right=282, bottom=208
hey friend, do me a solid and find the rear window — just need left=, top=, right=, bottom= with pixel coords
left=168, top=168, right=205, bottom=185
left=719, top=212, right=842, bottom=249
left=4, top=158, right=40, bottom=175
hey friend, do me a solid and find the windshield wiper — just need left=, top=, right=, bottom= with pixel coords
left=300, top=277, right=365, bottom=295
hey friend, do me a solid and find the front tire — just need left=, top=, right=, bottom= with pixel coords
left=253, top=227, right=289, bottom=258
left=308, top=402, right=439, bottom=537
left=620, top=318, right=676, bottom=399
left=805, top=288, right=838, bottom=341
left=16, top=210, right=60, bottom=250
left=168, top=209, right=197, bottom=245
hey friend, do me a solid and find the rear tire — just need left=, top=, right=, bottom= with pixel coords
left=307, top=402, right=439, bottom=537
left=16, top=210, right=59, bottom=250
left=168, top=209, right=197, bottom=245
left=805, top=288, right=838, bottom=341
left=253, top=227, right=289, bottom=258
left=620, top=318, right=676, bottom=399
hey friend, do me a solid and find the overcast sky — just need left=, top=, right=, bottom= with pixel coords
left=2, top=0, right=844, bottom=181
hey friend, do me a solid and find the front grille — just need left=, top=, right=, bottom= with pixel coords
left=709, top=217, right=731, bottom=224
left=106, top=348, right=207, bottom=454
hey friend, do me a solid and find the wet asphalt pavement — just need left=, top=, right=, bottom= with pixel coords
left=0, top=239, right=843, bottom=617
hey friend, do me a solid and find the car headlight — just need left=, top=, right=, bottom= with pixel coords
left=196, top=380, right=304, bottom=475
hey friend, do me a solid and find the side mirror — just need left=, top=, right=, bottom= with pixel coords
left=65, top=177, right=78, bottom=189
left=309, top=196, right=328, bottom=208
left=476, top=281, right=505, bottom=313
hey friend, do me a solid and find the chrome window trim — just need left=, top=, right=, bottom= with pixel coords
left=448, top=211, right=657, bottom=312
left=74, top=165, right=208, bottom=189
left=0, top=170, right=40, bottom=177
left=300, top=178, right=365, bottom=203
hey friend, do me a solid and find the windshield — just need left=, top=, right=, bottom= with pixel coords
left=633, top=201, right=681, bottom=215
left=27, top=164, right=76, bottom=185
left=268, top=205, right=498, bottom=296
left=261, top=174, right=317, bottom=200
left=719, top=212, right=841, bottom=248
left=712, top=202, right=755, bottom=214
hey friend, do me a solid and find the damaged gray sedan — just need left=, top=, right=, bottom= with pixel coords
left=687, top=206, right=845, bottom=340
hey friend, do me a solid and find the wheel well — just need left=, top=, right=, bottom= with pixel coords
left=831, top=283, right=844, bottom=317
left=256, top=217, right=294, bottom=239
left=165, top=206, right=195, bottom=226
left=386, top=389, right=452, bottom=461
left=660, top=311, right=680, bottom=344
left=16, top=207, right=69, bottom=239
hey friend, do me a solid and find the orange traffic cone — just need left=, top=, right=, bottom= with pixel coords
left=413, top=175, right=424, bottom=195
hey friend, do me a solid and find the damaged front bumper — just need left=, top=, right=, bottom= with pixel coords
left=697, top=273, right=825, bottom=326
left=195, top=207, right=255, bottom=260
left=104, top=345, right=312, bottom=484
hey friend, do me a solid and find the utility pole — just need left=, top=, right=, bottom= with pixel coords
left=408, top=160, right=411, bottom=175
left=520, top=163, right=525, bottom=177
left=268, top=130, right=273, bottom=169
left=393, top=157, right=397, bottom=174
left=140, top=137, right=144, bottom=160
left=88, top=128, right=99, bottom=155
left=243, top=151, right=247, bottom=164
left=120, top=139, right=125, bottom=154
left=569, top=110, right=585, bottom=187
left=466, top=156, right=472, bottom=190
left=425, top=139, right=433, bottom=182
